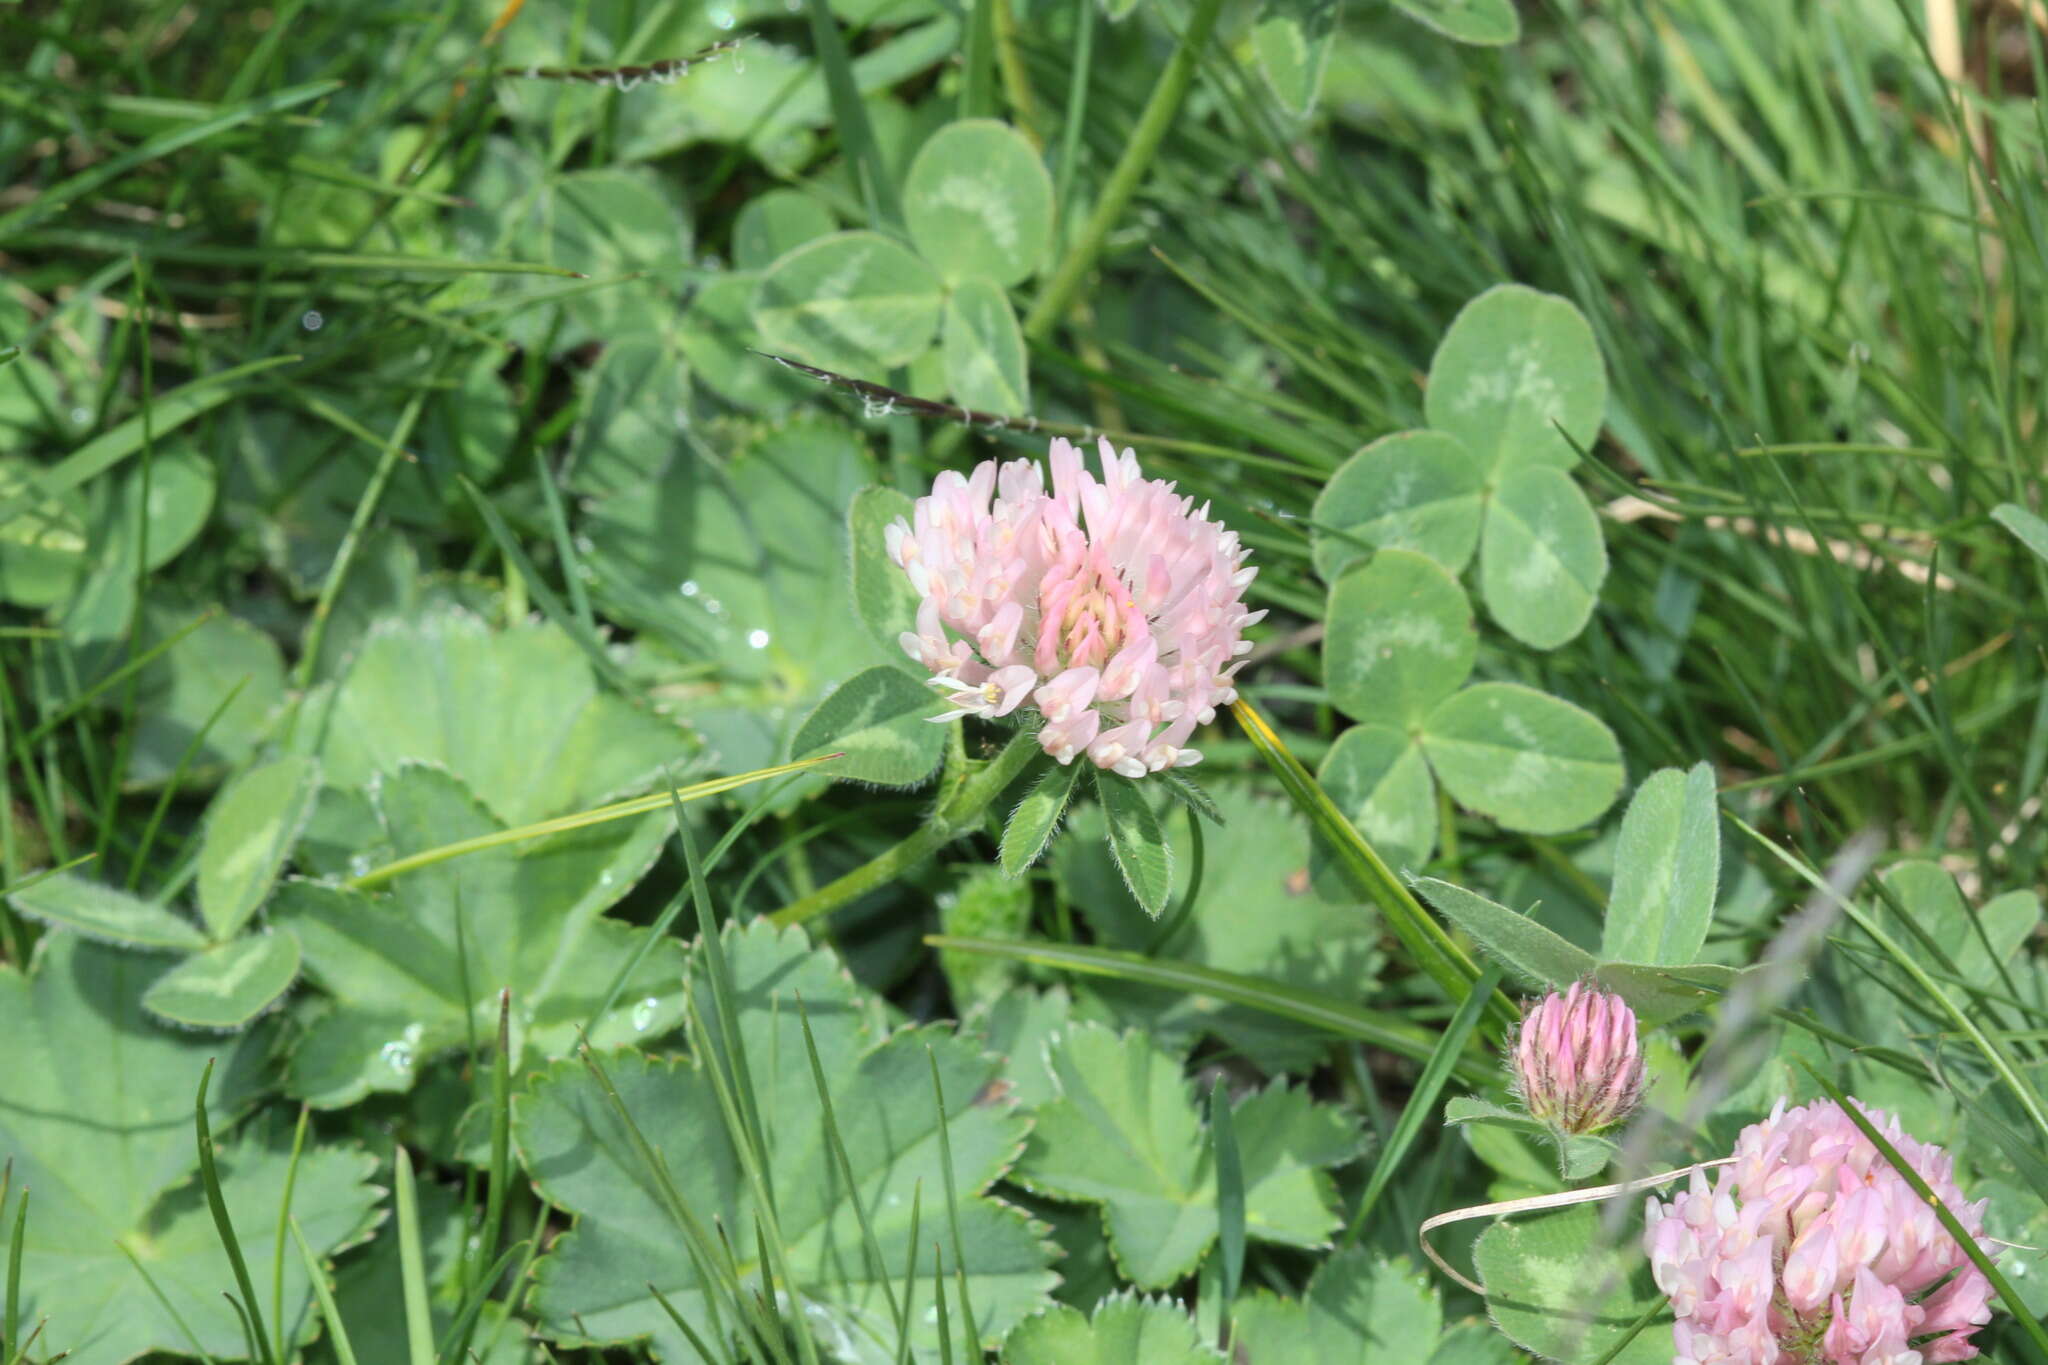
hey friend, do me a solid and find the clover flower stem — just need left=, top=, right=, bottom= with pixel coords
left=1021, top=0, right=1229, bottom=342
left=769, top=730, right=1043, bottom=928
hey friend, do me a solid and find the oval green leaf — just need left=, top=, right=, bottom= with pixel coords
left=1324, top=549, right=1476, bottom=727
left=790, top=663, right=947, bottom=786
left=1420, top=682, right=1623, bottom=834
left=751, top=230, right=944, bottom=377
left=1478, top=464, right=1607, bottom=649
left=1252, top=0, right=1343, bottom=118
left=1393, top=0, right=1519, bottom=45
left=142, top=932, right=301, bottom=1030
left=942, top=276, right=1030, bottom=416
left=1316, top=724, right=1437, bottom=879
left=8, top=871, right=208, bottom=952
left=1602, top=762, right=1720, bottom=967
left=678, top=271, right=813, bottom=411
left=1096, top=771, right=1172, bottom=917
left=1001, top=756, right=1082, bottom=875
left=732, top=188, right=838, bottom=272
left=904, top=119, right=1054, bottom=287
left=1425, top=284, right=1605, bottom=474
left=198, top=755, right=321, bottom=942
left=1311, top=429, right=1485, bottom=581
left=848, top=484, right=923, bottom=664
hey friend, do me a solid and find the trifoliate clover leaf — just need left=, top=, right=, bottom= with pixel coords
left=1000, top=1292, right=1222, bottom=1362
left=274, top=762, right=677, bottom=1108
left=0, top=936, right=381, bottom=1362
left=1014, top=1024, right=1363, bottom=1288
left=516, top=920, right=1055, bottom=1363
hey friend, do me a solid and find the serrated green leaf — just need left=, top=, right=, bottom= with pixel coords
left=1001, top=1294, right=1222, bottom=1362
left=1393, top=0, right=1519, bottom=44
left=1325, top=549, right=1476, bottom=727
left=301, top=607, right=697, bottom=823
left=8, top=870, right=208, bottom=951
left=274, top=764, right=676, bottom=1107
left=791, top=664, right=947, bottom=785
left=1479, top=466, right=1607, bottom=649
left=943, top=276, right=1031, bottom=415
left=849, top=484, right=923, bottom=664
left=752, top=230, right=944, bottom=377
left=940, top=866, right=1035, bottom=1008
left=1001, top=757, right=1081, bottom=874
left=904, top=120, right=1054, bottom=286
left=518, top=920, right=1054, bottom=1361
left=1234, top=1248, right=1441, bottom=1360
left=142, top=931, right=301, bottom=1029
left=1411, top=876, right=1597, bottom=989
left=1425, top=284, right=1605, bottom=475
left=1096, top=772, right=1173, bottom=916
left=1017, top=1024, right=1360, bottom=1288
left=197, top=754, right=320, bottom=941
left=0, top=937, right=379, bottom=1361
left=1310, top=429, right=1486, bottom=581
left=1602, top=763, right=1719, bottom=966
left=1420, top=682, right=1623, bottom=834
left=1316, top=724, right=1437, bottom=877
left=1473, top=1205, right=1667, bottom=1365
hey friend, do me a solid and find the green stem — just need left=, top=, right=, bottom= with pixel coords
left=770, top=730, right=1042, bottom=927
left=1021, top=0, right=1227, bottom=341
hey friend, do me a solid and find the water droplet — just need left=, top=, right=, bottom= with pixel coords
left=631, top=997, right=661, bottom=1032
left=598, top=870, right=615, bottom=886
left=380, top=1038, right=415, bottom=1077
left=301, top=309, right=325, bottom=331
left=747, top=628, right=770, bottom=649
left=709, top=5, right=735, bottom=26
left=702, top=596, right=724, bottom=616
left=348, top=853, right=374, bottom=878
left=679, top=579, right=700, bottom=597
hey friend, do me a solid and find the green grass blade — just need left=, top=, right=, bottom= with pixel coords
left=394, top=1148, right=436, bottom=1365
left=193, top=1059, right=276, bottom=1365
left=926, top=935, right=1491, bottom=1081
left=1344, top=963, right=1504, bottom=1242
left=290, top=1218, right=360, bottom=1365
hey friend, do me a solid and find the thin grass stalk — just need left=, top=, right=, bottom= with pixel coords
left=193, top=1059, right=275, bottom=1365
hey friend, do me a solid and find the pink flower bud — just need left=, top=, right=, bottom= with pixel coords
left=1509, top=983, right=1645, bottom=1135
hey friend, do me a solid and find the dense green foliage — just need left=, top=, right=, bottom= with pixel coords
left=4, top=0, right=2048, bottom=1360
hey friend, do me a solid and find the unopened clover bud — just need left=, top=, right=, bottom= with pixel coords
left=1509, top=982, right=1645, bottom=1135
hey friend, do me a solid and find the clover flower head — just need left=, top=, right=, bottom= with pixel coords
left=887, top=436, right=1262, bottom=776
left=1644, top=1098, right=1995, bottom=1364
left=1509, top=982, right=1645, bottom=1135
